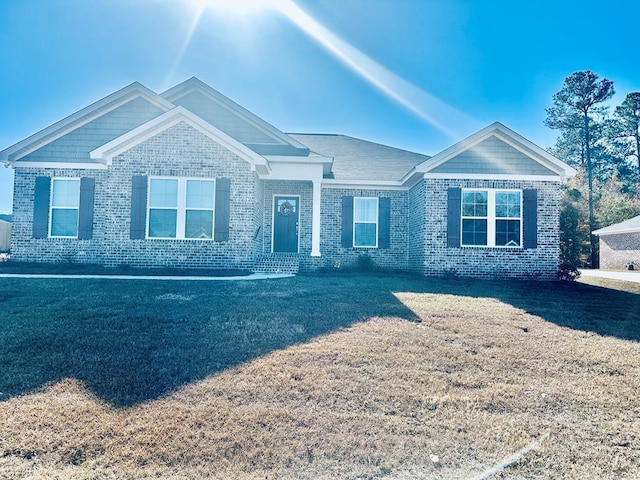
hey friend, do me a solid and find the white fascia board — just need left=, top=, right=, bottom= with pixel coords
left=161, top=78, right=309, bottom=151
left=11, top=162, right=108, bottom=170
left=423, top=173, right=561, bottom=181
left=265, top=155, right=333, bottom=165
left=265, top=154, right=334, bottom=176
left=321, top=179, right=407, bottom=190
left=260, top=162, right=324, bottom=181
left=90, top=106, right=269, bottom=172
left=0, top=83, right=174, bottom=163
left=593, top=227, right=640, bottom=235
left=415, top=122, right=577, bottom=179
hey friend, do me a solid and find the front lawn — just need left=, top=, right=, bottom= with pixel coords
left=0, top=273, right=639, bottom=479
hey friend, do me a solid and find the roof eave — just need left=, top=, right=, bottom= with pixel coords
left=593, top=226, right=640, bottom=235
left=415, top=121, right=577, bottom=179
left=90, top=106, right=270, bottom=172
left=322, top=179, right=405, bottom=187
left=0, top=82, right=174, bottom=163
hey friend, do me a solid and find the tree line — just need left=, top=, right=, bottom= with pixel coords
left=545, top=70, right=640, bottom=271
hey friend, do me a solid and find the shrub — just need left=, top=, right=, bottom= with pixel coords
left=356, top=253, right=375, bottom=272
left=558, top=263, right=581, bottom=281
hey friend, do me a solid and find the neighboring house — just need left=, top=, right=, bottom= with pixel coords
left=0, top=219, right=10, bottom=252
left=0, top=78, right=576, bottom=278
left=593, top=215, right=640, bottom=269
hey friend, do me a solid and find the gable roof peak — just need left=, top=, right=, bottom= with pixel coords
left=414, top=121, right=577, bottom=179
left=161, top=78, right=310, bottom=155
left=160, top=76, right=208, bottom=96
left=90, top=105, right=270, bottom=173
left=0, top=81, right=174, bottom=165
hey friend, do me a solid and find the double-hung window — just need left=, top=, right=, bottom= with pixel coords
left=495, top=191, right=522, bottom=247
left=147, top=178, right=215, bottom=239
left=353, top=197, right=378, bottom=247
left=461, top=190, right=488, bottom=246
left=50, top=178, right=80, bottom=237
left=185, top=180, right=215, bottom=239
left=461, top=189, right=522, bottom=247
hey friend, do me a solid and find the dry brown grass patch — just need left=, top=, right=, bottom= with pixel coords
left=0, top=274, right=639, bottom=479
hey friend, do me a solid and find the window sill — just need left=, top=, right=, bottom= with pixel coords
left=146, top=237, right=216, bottom=241
left=460, top=245, right=522, bottom=249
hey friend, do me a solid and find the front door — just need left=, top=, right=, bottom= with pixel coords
left=273, top=196, right=299, bottom=253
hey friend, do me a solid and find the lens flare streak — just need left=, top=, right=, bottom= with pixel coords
left=275, top=0, right=478, bottom=138
left=173, top=0, right=480, bottom=138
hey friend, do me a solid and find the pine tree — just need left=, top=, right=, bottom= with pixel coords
left=611, top=92, right=640, bottom=190
left=545, top=71, right=614, bottom=267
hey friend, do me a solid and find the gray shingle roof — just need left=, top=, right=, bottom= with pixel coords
left=593, top=214, right=640, bottom=235
left=288, top=134, right=429, bottom=182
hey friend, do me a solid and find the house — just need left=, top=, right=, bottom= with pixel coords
left=593, top=215, right=640, bottom=269
left=0, top=218, right=10, bottom=252
left=0, top=78, right=576, bottom=279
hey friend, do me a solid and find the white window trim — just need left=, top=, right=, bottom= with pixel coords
left=461, top=189, right=522, bottom=248
left=353, top=197, right=379, bottom=248
left=146, top=177, right=216, bottom=240
left=49, top=177, right=80, bottom=239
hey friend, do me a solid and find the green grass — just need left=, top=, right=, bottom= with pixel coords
left=0, top=273, right=639, bottom=479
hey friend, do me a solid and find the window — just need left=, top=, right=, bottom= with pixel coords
left=50, top=178, right=80, bottom=237
left=495, top=191, right=522, bottom=247
left=353, top=197, right=378, bottom=247
left=185, top=180, right=215, bottom=239
left=461, top=189, right=522, bottom=247
left=461, top=190, right=488, bottom=246
left=147, top=178, right=215, bottom=239
left=148, top=178, right=178, bottom=238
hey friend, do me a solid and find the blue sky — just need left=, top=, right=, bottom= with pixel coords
left=1, top=0, right=639, bottom=213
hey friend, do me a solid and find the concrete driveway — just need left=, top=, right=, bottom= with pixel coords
left=580, top=269, right=640, bottom=284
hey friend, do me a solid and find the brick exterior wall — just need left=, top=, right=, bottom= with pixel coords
left=314, top=187, right=409, bottom=271
left=408, top=180, right=426, bottom=274
left=9, top=123, right=563, bottom=278
left=253, top=175, right=265, bottom=255
left=598, top=233, right=640, bottom=269
left=12, top=167, right=109, bottom=264
left=11, top=122, right=261, bottom=270
left=416, top=178, right=561, bottom=280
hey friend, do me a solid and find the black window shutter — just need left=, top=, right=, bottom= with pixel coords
left=33, top=176, right=51, bottom=239
left=78, top=177, right=95, bottom=240
left=130, top=176, right=148, bottom=240
left=447, top=187, right=462, bottom=247
left=523, top=189, right=538, bottom=249
left=378, top=197, right=391, bottom=249
left=214, top=177, right=231, bottom=242
left=341, top=196, right=353, bottom=248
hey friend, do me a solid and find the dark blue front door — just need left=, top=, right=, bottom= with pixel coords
left=273, top=196, right=299, bottom=253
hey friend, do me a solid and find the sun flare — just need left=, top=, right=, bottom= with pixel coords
left=172, top=0, right=478, bottom=138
